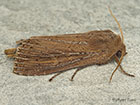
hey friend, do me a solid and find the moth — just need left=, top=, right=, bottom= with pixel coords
left=4, top=8, right=134, bottom=82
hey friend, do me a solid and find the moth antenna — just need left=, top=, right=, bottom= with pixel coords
left=109, top=51, right=124, bottom=83
left=108, top=6, right=124, bottom=42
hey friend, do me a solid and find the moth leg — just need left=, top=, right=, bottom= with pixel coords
left=70, top=67, right=84, bottom=81
left=114, top=55, right=135, bottom=77
left=109, top=51, right=125, bottom=83
left=4, top=48, right=16, bottom=58
left=49, top=72, right=64, bottom=82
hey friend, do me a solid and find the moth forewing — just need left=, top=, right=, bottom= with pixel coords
left=13, top=30, right=116, bottom=76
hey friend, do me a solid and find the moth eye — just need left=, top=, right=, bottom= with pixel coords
left=116, top=50, right=122, bottom=58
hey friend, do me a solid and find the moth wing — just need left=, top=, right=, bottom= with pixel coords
left=14, top=30, right=117, bottom=75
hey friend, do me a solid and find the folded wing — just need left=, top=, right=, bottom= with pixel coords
left=14, top=30, right=117, bottom=75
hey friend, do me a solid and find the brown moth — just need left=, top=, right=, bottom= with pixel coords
left=4, top=8, right=134, bottom=82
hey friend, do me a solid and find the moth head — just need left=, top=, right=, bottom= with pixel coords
left=116, top=44, right=126, bottom=58
left=116, top=32, right=126, bottom=58
left=109, top=7, right=125, bottom=58
left=108, top=7, right=132, bottom=83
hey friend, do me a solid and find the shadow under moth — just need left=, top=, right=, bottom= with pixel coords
left=4, top=8, right=134, bottom=82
